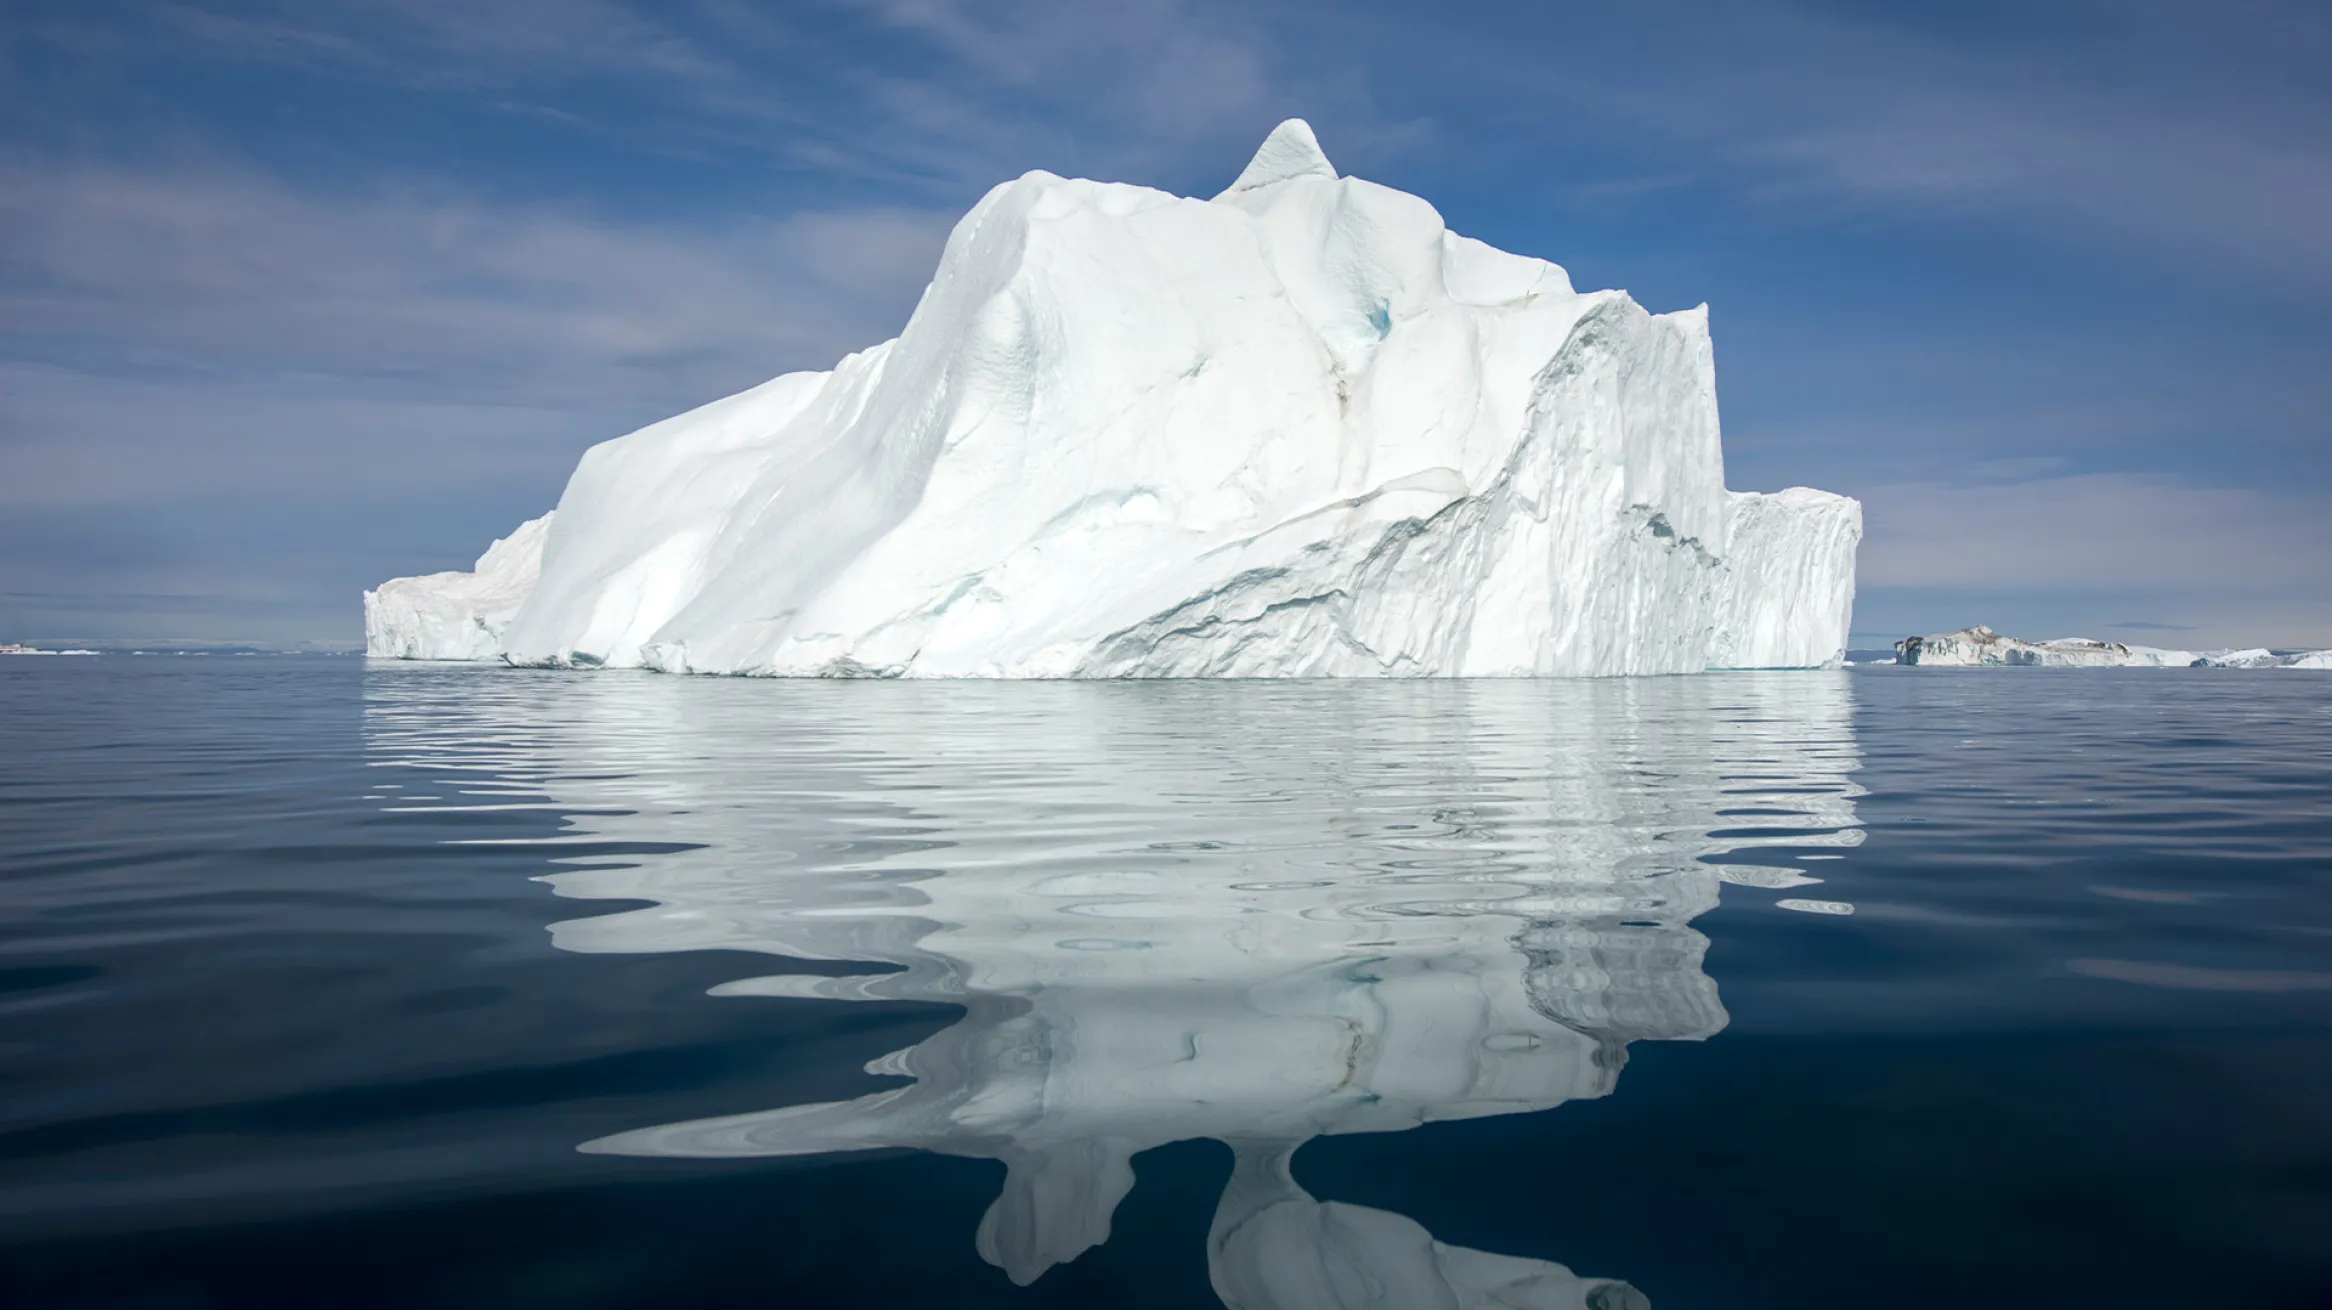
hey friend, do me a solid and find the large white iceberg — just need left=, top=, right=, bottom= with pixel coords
left=367, top=120, right=1861, bottom=677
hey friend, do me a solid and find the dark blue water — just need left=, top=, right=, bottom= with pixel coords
left=2, top=659, right=2327, bottom=1308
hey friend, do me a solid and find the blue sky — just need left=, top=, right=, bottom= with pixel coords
left=3, top=0, right=2327, bottom=649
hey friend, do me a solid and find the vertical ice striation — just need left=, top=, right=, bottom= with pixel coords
left=367, top=121, right=1861, bottom=676
left=1712, top=489, right=1861, bottom=669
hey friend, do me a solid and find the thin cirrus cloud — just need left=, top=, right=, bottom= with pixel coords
left=110, top=0, right=1321, bottom=191
left=0, top=153, right=953, bottom=642
left=0, top=159, right=954, bottom=397
left=1, top=0, right=2327, bottom=646
left=1399, top=0, right=2332, bottom=292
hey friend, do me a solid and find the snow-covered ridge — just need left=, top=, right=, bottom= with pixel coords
left=366, top=119, right=1862, bottom=677
left=1894, top=625, right=2332, bottom=668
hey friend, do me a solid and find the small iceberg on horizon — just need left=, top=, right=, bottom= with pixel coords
left=1892, top=626, right=2331, bottom=669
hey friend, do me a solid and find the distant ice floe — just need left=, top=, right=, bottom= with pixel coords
left=1776, top=898, right=1856, bottom=916
left=1892, top=625, right=2331, bottom=669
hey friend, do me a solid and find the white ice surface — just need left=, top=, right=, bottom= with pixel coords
left=1893, top=626, right=2194, bottom=668
left=368, top=120, right=1861, bottom=676
left=2198, top=647, right=2332, bottom=669
left=361, top=513, right=553, bottom=660
left=1896, top=627, right=2332, bottom=669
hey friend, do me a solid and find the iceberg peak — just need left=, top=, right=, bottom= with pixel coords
left=1215, top=118, right=1336, bottom=197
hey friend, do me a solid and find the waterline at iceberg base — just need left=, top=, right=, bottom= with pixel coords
left=366, top=120, right=1861, bottom=677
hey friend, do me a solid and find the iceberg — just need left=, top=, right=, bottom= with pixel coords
left=367, top=120, right=1861, bottom=677
left=1893, top=626, right=2195, bottom=668
left=2193, top=647, right=2279, bottom=668
left=1894, top=626, right=2332, bottom=669
left=2196, top=647, right=2332, bottom=669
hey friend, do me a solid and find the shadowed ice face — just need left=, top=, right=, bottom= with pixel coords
left=366, top=673, right=1862, bottom=1306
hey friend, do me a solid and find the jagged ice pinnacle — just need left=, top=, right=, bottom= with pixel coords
left=365, top=119, right=1862, bottom=676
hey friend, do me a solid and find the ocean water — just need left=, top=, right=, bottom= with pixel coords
left=1, top=659, right=2327, bottom=1309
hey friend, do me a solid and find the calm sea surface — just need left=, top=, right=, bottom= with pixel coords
left=1, top=659, right=2327, bottom=1308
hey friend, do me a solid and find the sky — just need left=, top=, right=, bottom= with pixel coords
left=3, top=0, right=2328, bottom=650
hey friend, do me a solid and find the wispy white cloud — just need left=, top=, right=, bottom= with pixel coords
left=141, top=0, right=706, bottom=87
left=1859, top=472, right=2332, bottom=597
left=37, top=1, right=2332, bottom=284
left=0, top=154, right=955, bottom=638
left=66, top=0, right=1326, bottom=192
left=0, top=364, right=583, bottom=509
left=1421, top=0, right=2332, bottom=292
left=0, top=159, right=954, bottom=410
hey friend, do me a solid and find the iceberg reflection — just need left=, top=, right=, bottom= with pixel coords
left=365, top=674, right=1862, bottom=1306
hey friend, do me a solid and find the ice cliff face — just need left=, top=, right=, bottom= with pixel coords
left=366, top=119, right=1861, bottom=677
